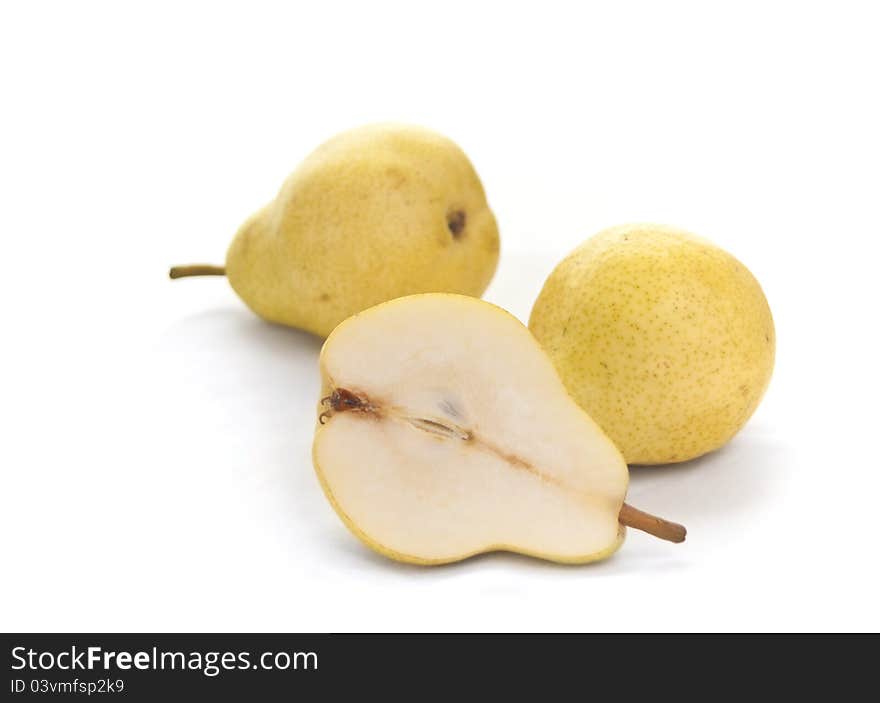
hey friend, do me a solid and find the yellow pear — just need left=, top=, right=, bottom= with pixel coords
left=313, top=294, right=685, bottom=565
left=170, top=124, right=500, bottom=337
left=529, top=224, right=775, bottom=465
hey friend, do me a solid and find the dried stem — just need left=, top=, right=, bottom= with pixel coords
left=619, top=503, right=686, bottom=543
left=169, top=264, right=226, bottom=279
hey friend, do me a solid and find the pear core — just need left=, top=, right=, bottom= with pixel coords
left=312, top=294, right=684, bottom=565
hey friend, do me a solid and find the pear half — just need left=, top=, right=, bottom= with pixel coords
left=312, top=294, right=685, bottom=565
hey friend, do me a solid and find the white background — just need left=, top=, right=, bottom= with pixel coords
left=2, top=1, right=878, bottom=632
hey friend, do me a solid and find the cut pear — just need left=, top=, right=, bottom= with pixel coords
left=312, top=294, right=685, bottom=565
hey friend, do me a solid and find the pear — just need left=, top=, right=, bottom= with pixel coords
left=312, top=294, right=685, bottom=565
left=170, top=124, right=500, bottom=337
left=529, top=224, right=775, bottom=465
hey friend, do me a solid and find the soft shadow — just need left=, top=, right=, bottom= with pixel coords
left=626, top=432, right=787, bottom=524
left=159, top=306, right=326, bottom=547
left=328, top=536, right=582, bottom=577
left=327, top=530, right=689, bottom=578
left=163, top=306, right=323, bottom=359
left=159, top=306, right=323, bottom=439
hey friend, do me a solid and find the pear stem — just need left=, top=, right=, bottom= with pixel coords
left=619, top=503, right=686, bottom=543
left=169, top=264, right=226, bottom=279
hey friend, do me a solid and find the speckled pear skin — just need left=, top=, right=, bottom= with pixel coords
left=225, top=124, right=500, bottom=338
left=529, top=224, right=775, bottom=465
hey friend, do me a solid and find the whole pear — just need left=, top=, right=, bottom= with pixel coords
left=171, top=124, right=500, bottom=337
left=529, top=224, right=775, bottom=465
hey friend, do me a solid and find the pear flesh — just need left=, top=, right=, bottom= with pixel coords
left=313, top=294, right=684, bottom=565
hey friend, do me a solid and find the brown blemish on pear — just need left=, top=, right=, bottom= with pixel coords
left=446, top=209, right=466, bottom=239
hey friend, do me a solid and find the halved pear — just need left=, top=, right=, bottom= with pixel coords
left=312, top=294, right=685, bottom=565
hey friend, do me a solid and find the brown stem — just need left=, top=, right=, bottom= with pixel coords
left=169, top=264, right=226, bottom=279
left=619, top=503, right=686, bottom=543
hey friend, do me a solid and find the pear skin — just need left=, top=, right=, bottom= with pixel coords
left=172, top=124, right=500, bottom=337
left=530, top=224, right=775, bottom=465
